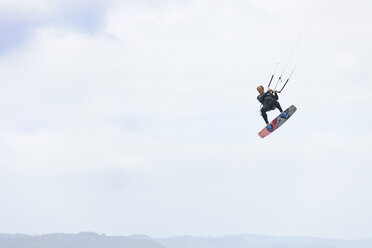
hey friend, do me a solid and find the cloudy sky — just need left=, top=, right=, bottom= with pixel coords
left=0, top=0, right=371, bottom=240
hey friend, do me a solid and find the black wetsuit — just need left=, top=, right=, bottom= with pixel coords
left=257, top=91, right=283, bottom=124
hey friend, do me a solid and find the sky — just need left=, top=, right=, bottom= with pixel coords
left=0, top=0, right=371, bottom=240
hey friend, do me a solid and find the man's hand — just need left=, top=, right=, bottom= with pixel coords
left=268, top=89, right=273, bottom=92
left=274, top=90, right=279, bottom=93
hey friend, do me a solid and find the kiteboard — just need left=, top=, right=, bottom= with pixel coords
left=258, top=105, right=297, bottom=138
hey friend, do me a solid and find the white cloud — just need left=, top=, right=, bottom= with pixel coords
left=0, top=0, right=57, bottom=14
left=0, top=0, right=372, bottom=239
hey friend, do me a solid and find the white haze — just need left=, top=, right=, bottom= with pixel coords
left=0, top=0, right=371, bottom=240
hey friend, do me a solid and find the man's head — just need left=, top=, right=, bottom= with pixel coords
left=257, top=85, right=265, bottom=95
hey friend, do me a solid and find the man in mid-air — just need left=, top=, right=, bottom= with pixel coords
left=257, top=85, right=286, bottom=125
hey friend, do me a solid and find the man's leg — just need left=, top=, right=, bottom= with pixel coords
left=260, top=107, right=269, bottom=124
left=274, top=101, right=283, bottom=112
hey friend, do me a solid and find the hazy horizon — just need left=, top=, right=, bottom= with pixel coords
left=1, top=232, right=372, bottom=240
left=2, top=232, right=372, bottom=248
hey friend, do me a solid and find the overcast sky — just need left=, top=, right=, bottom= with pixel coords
left=0, top=0, right=371, bottom=240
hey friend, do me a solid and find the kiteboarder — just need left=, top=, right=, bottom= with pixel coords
left=257, top=85, right=284, bottom=125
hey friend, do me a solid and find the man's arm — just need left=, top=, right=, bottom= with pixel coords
left=274, top=90, right=279, bottom=100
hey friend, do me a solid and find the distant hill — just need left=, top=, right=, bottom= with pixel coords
left=0, top=232, right=165, bottom=248
left=156, top=234, right=372, bottom=248
left=1, top=232, right=372, bottom=248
